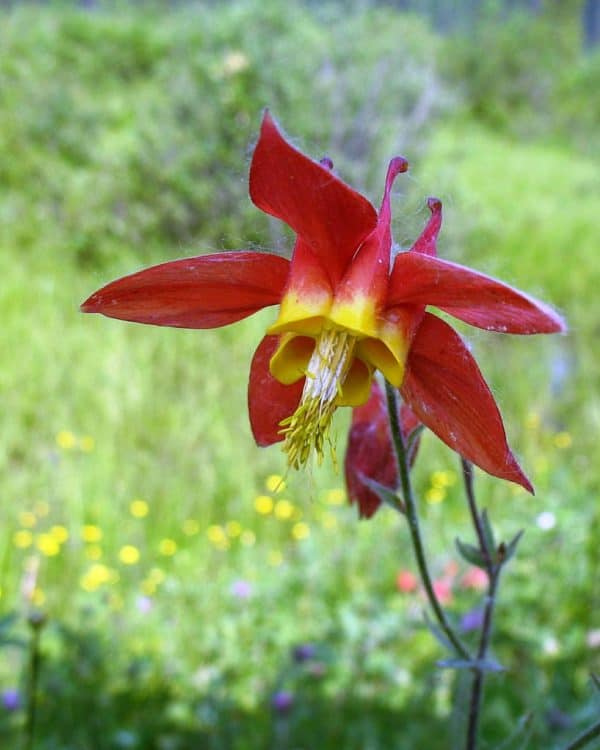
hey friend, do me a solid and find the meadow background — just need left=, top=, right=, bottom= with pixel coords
left=1, top=1, right=599, bottom=748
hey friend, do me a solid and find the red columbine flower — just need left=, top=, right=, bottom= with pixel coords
left=81, top=111, right=565, bottom=489
left=345, top=381, right=420, bottom=518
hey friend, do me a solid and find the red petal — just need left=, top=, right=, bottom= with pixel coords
left=333, top=158, right=408, bottom=308
left=401, top=313, right=533, bottom=492
left=408, top=197, right=442, bottom=257
left=249, top=111, right=377, bottom=285
left=345, top=381, right=420, bottom=519
left=248, top=335, right=303, bottom=447
left=81, top=252, right=290, bottom=329
left=389, top=253, right=566, bottom=334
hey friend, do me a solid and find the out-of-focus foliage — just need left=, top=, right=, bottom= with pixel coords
left=443, top=8, right=600, bottom=153
left=0, top=1, right=448, bottom=267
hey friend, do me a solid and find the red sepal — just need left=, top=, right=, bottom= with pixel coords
left=81, top=252, right=290, bottom=329
left=408, top=197, right=442, bottom=257
left=334, top=158, right=408, bottom=308
left=345, top=381, right=420, bottom=518
left=249, top=111, right=377, bottom=286
left=401, top=313, right=533, bottom=492
left=389, top=253, right=565, bottom=334
left=248, top=335, right=304, bottom=446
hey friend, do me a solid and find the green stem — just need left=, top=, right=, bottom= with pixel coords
left=23, top=620, right=42, bottom=750
left=384, top=381, right=470, bottom=660
left=462, top=459, right=502, bottom=750
left=562, top=720, right=600, bottom=750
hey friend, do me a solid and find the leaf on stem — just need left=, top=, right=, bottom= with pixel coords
left=455, top=537, right=487, bottom=569
left=357, top=473, right=405, bottom=514
left=498, top=529, right=525, bottom=564
left=437, top=657, right=505, bottom=673
left=480, top=508, right=497, bottom=560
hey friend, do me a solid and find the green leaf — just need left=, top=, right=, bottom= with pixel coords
left=358, top=473, right=405, bottom=514
left=499, top=529, right=525, bottom=564
left=437, top=657, right=505, bottom=673
left=455, top=537, right=486, bottom=568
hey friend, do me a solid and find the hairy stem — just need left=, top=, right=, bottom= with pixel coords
left=385, top=381, right=470, bottom=660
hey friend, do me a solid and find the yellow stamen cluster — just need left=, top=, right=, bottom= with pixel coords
left=280, top=328, right=356, bottom=468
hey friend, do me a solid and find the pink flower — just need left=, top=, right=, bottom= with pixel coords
left=396, top=570, right=418, bottom=593
left=461, top=567, right=489, bottom=592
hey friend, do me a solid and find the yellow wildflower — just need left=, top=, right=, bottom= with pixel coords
left=13, top=530, right=33, bottom=549
left=130, top=499, right=149, bottom=518
left=265, top=474, right=286, bottom=493
left=158, top=539, right=177, bottom=556
left=36, top=533, right=60, bottom=557
left=82, top=525, right=102, bottom=543
left=119, top=545, right=140, bottom=565
left=292, top=522, right=310, bottom=541
left=56, top=430, right=76, bottom=450
left=254, top=495, right=273, bottom=514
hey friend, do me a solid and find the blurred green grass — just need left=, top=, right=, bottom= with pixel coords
left=0, top=2, right=599, bottom=748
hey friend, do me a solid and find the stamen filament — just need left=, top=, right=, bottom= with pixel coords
left=280, top=329, right=356, bottom=468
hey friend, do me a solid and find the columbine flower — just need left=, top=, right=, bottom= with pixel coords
left=345, top=380, right=420, bottom=518
left=82, top=111, right=565, bottom=487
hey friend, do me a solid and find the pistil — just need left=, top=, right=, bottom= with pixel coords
left=280, top=329, right=356, bottom=468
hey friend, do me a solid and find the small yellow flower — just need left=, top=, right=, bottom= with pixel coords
left=56, top=430, right=76, bottom=450
left=430, top=471, right=457, bottom=489
left=226, top=520, right=242, bottom=538
left=82, top=525, right=102, bottom=543
left=31, top=588, right=45, bottom=606
left=274, top=499, right=295, bottom=520
left=36, top=533, right=60, bottom=557
left=207, top=525, right=226, bottom=544
left=50, top=525, right=69, bottom=544
left=79, top=435, right=95, bottom=452
left=292, top=522, right=310, bottom=541
left=554, top=431, right=572, bottom=449
left=525, top=412, right=541, bottom=431
left=321, top=512, right=338, bottom=530
left=130, top=499, right=149, bottom=518
left=426, top=487, right=446, bottom=504
left=265, top=474, right=286, bottom=493
left=268, top=549, right=283, bottom=566
left=182, top=519, right=200, bottom=536
left=325, top=488, right=345, bottom=505
left=13, top=530, right=33, bottom=549
left=119, top=545, right=140, bottom=565
left=85, top=544, right=103, bottom=560
left=80, top=563, right=113, bottom=592
left=158, top=539, right=177, bottom=556
left=241, top=530, right=256, bottom=546
left=254, top=495, right=274, bottom=514
left=19, top=512, right=37, bottom=528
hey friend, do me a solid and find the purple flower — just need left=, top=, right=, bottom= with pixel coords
left=292, top=643, right=316, bottom=663
left=271, top=690, right=294, bottom=715
left=461, top=608, right=485, bottom=632
left=136, top=595, right=153, bottom=614
left=230, top=579, right=253, bottom=599
left=2, top=688, right=21, bottom=712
